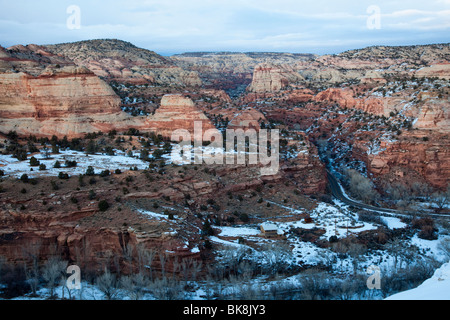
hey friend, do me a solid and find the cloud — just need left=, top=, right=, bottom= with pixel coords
left=383, top=9, right=450, bottom=18
left=380, top=8, right=450, bottom=31
left=0, top=0, right=448, bottom=54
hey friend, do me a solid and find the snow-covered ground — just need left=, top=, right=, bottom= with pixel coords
left=216, top=226, right=261, bottom=237
left=381, top=216, right=407, bottom=230
left=0, top=149, right=149, bottom=178
left=211, top=199, right=450, bottom=293
left=165, top=144, right=260, bottom=166
left=1, top=147, right=449, bottom=300
left=5, top=198, right=450, bottom=300
left=385, top=262, right=450, bottom=300
left=136, top=208, right=179, bottom=221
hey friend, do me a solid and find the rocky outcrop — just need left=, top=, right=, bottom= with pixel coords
left=0, top=43, right=138, bottom=138
left=414, top=63, right=450, bottom=79
left=314, top=88, right=391, bottom=116
left=284, top=89, right=315, bottom=103
left=0, top=44, right=75, bottom=76
left=366, top=133, right=450, bottom=189
left=227, top=108, right=266, bottom=131
left=0, top=66, right=141, bottom=138
left=45, top=39, right=202, bottom=86
left=0, top=66, right=120, bottom=118
left=281, top=139, right=328, bottom=194
left=314, top=88, right=358, bottom=108
left=0, top=72, right=217, bottom=139
left=248, top=63, right=303, bottom=93
left=414, top=102, right=449, bottom=132
left=0, top=186, right=200, bottom=273
left=0, top=43, right=217, bottom=140
left=147, top=94, right=219, bottom=139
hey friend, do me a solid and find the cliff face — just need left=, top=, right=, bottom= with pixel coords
left=413, top=101, right=449, bottom=132
left=0, top=66, right=120, bottom=118
left=366, top=134, right=450, bottom=189
left=0, top=175, right=201, bottom=274
left=0, top=43, right=216, bottom=139
left=247, top=63, right=303, bottom=93
left=0, top=43, right=132, bottom=138
left=314, top=88, right=395, bottom=116
left=0, top=66, right=139, bottom=138
left=0, top=73, right=217, bottom=139
left=146, top=94, right=218, bottom=139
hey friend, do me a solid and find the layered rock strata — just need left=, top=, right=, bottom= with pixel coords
left=0, top=66, right=135, bottom=137
left=147, top=94, right=219, bottom=139
left=247, top=63, right=303, bottom=93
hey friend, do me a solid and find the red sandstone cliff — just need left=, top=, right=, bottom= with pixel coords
left=0, top=48, right=217, bottom=140
left=145, top=94, right=219, bottom=139
left=0, top=66, right=140, bottom=138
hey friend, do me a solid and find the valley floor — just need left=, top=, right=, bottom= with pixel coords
left=0, top=137, right=448, bottom=301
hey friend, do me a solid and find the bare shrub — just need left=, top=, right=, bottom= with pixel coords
left=42, top=256, right=68, bottom=298
left=345, top=169, right=379, bottom=204
left=431, top=186, right=450, bottom=213
left=437, top=238, right=450, bottom=261
left=21, top=240, right=42, bottom=296
left=260, top=242, right=294, bottom=275
left=298, top=268, right=330, bottom=300
left=120, top=273, right=149, bottom=300
left=412, top=217, right=438, bottom=240
left=95, top=269, right=120, bottom=300
left=148, top=277, right=184, bottom=300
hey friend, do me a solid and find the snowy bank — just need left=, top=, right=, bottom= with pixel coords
left=385, top=262, right=450, bottom=300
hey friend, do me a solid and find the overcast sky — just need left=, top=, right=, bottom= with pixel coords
left=0, top=0, right=449, bottom=55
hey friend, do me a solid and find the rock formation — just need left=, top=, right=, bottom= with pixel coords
left=45, top=39, right=202, bottom=86
left=227, top=108, right=266, bottom=131
left=314, top=87, right=399, bottom=116
left=284, top=89, right=315, bottom=103
left=0, top=71, right=217, bottom=139
left=0, top=66, right=136, bottom=138
left=366, top=133, right=450, bottom=189
left=414, top=102, right=449, bottom=132
left=0, top=43, right=217, bottom=139
left=247, top=63, right=303, bottom=93
left=147, top=94, right=219, bottom=139
left=414, top=63, right=450, bottom=79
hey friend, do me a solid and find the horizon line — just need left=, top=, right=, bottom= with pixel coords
left=1, top=38, right=449, bottom=57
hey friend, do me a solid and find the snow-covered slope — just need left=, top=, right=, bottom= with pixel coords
left=385, top=262, right=450, bottom=300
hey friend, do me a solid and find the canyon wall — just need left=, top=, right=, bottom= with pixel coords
left=247, top=63, right=304, bottom=93
left=0, top=70, right=217, bottom=139
left=146, top=94, right=219, bottom=139
left=0, top=67, right=217, bottom=140
left=0, top=66, right=138, bottom=138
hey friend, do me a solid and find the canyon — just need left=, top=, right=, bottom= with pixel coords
left=0, top=43, right=217, bottom=140
left=0, top=40, right=448, bottom=294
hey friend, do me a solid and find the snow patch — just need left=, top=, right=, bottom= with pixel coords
left=386, top=262, right=450, bottom=300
